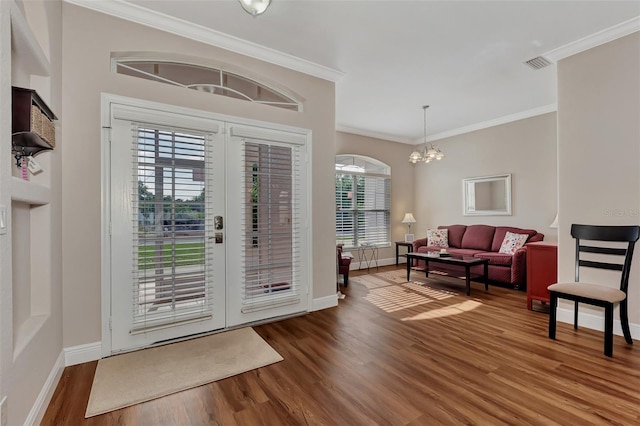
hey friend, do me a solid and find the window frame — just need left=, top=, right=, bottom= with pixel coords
left=335, top=155, right=391, bottom=249
left=111, top=55, right=303, bottom=112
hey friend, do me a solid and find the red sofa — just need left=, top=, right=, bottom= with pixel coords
left=412, top=224, right=544, bottom=288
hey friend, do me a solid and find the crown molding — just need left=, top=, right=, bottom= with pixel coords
left=336, top=124, right=414, bottom=145
left=63, top=0, right=344, bottom=82
left=337, top=104, right=557, bottom=145
left=421, top=104, right=557, bottom=143
left=544, top=16, right=640, bottom=63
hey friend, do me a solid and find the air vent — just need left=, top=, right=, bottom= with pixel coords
left=524, top=56, right=552, bottom=70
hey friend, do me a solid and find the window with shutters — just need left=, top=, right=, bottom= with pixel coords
left=132, top=126, right=215, bottom=332
left=240, top=140, right=302, bottom=312
left=335, top=155, right=391, bottom=249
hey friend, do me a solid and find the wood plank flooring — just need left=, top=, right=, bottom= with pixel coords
left=42, top=266, right=640, bottom=425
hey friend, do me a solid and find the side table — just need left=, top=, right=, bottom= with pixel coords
left=395, top=241, right=413, bottom=265
left=357, top=244, right=379, bottom=271
left=526, top=242, right=558, bottom=310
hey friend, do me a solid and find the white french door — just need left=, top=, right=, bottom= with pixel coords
left=109, top=107, right=225, bottom=353
left=104, top=97, right=310, bottom=355
left=225, top=125, right=309, bottom=327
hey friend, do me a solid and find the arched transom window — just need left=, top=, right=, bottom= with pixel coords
left=113, top=58, right=301, bottom=111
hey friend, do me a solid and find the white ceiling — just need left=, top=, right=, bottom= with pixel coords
left=113, top=1, right=640, bottom=144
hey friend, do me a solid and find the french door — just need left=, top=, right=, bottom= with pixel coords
left=225, top=124, right=309, bottom=327
left=105, top=98, right=309, bottom=355
left=109, top=111, right=225, bottom=353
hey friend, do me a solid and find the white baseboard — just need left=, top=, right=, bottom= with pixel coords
left=311, top=294, right=338, bottom=311
left=64, top=341, right=102, bottom=366
left=25, top=350, right=64, bottom=426
left=557, top=307, right=640, bottom=337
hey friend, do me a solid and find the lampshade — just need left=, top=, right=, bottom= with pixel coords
left=238, top=0, right=271, bottom=16
left=409, top=150, right=422, bottom=164
left=549, top=213, right=558, bottom=229
left=402, top=213, right=416, bottom=224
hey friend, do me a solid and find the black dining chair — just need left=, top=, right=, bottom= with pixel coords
left=548, top=224, right=640, bottom=357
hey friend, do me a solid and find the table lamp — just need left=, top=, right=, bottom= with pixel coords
left=402, top=213, right=416, bottom=242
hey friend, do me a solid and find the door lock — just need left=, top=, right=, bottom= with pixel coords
left=214, top=216, right=223, bottom=230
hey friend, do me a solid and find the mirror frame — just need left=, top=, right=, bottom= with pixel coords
left=463, top=174, right=512, bottom=216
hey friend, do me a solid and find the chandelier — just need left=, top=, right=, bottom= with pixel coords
left=409, top=105, right=445, bottom=164
left=238, top=0, right=272, bottom=16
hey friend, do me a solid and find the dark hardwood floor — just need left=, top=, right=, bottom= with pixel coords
left=42, top=265, right=640, bottom=425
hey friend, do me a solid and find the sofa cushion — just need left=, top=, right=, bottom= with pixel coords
left=417, top=246, right=441, bottom=254
left=427, top=229, right=449, bottom=247
left=491, top=226, right=538, bottom=252
left=460, top=225, right=495, bottom=251
left=417, top=247, right=483, bottom=257
left=446, top=248, right=485, bottom=257
left=474, top=252, right=513, bottom=266
left=438, top=225, right=467, bottom=248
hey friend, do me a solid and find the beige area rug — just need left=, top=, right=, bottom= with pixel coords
left=85, top=327, right=283, bottom=417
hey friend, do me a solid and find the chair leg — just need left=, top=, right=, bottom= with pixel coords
left=620, top=299, right=633, bottom=344
left=548, top=292, right=558, bottom=340
left=604, top=304, right=614, bottom=357
left=573, top=300, right=579, bottom=330
left=343, top=272, right=349, bottom=287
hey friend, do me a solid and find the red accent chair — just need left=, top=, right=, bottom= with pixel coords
left=337, top=246, right=352, bottom=287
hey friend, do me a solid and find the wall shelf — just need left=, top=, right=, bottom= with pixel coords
left=11, top=177, right=50, bottom=205
left=12, top=87, right=57, bottom=165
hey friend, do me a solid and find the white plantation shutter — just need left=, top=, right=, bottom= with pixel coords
left=335, top=174, right=355, bottom=247
left=357, top=176, right=390, bottom=245
left=335, top=170, right=390, bottom=248
left=240, top=139, right=302, bottom=313
left=130, top=124, right=215, bottom=333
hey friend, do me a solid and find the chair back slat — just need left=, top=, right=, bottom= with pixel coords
left=571, top=224, right=640, bottom=293
left=571, top=224, right=640, bottom=242
left=579, top=245, right=627, bottom=256
left=578, top=260, right=623, bottom=271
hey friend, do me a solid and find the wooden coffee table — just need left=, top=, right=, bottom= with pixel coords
left=405, top=252, right=489, bottom=296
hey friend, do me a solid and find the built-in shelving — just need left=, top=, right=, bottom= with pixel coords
left=8, top=1, right=56, bottom=371
left=10, top=177, right=50, bottom=205
left=9, top=4, right=54, bottom=207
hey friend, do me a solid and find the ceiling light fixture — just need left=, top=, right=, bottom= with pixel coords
left=409, top=105, right=445, bottom=164
left=238, top=0, right=272, bottom=16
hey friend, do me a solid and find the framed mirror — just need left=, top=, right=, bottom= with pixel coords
left=463, top=174, right=512, bottom=216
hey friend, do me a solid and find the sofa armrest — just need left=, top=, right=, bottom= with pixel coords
left=413, top=237, right=428, bottom=252
left=511, top=247, right=528, bottom=286
left=528, top=233, right=544, bottom=243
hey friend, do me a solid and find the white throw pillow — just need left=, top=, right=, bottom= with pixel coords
left=427, top=229, right=449, bottom=247
left=498, top=232, right=528, bottom=255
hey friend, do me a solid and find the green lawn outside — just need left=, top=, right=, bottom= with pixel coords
left=138, top=242, right=205, bottom=269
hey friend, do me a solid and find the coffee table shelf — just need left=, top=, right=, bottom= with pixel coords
left=405, top=252, right=489, bottom=296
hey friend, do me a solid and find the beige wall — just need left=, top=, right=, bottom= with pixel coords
left=336, top=131, right=415, bottom=263
left=557, top=33, right=640, bottom=327
left=413, top=113, right=558, bottom=240
left=0, top=0, right=64, bottom=424
left=61, top=4, right=336, bottom=348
